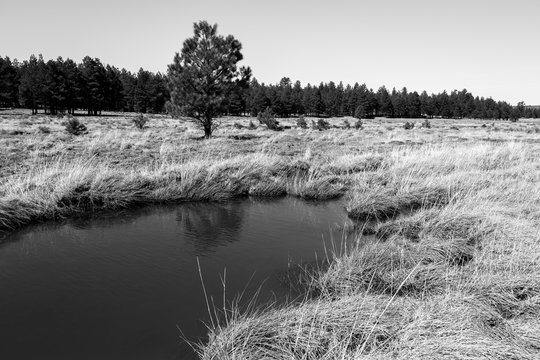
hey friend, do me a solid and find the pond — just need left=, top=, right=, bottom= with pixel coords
left=0, top=198, right=352, bottom=360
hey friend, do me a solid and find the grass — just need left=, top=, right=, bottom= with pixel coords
left=1, top=109, right=540, bottom=359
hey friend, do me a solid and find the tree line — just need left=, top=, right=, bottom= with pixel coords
left=0, top=55, right=169, bottom=115
left=1, top=53, right=539, bottom=120
left=242, top=78, right=539, bottom=120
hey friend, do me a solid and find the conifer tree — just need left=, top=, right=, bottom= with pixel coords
left=167, top=21, right=251, bottom=138
left=63, top=58, right=82, bottom=114
left=291, top=80, right=304, bottom=115
left=79, top=56, right=107, bottom=115
left=104, top=65, right=124, bottom=112
left=19, top=54, right=46, bottom=114
left=134, top=68, right=152, bottom=113
left=149, top=72, right=169, bottom=113
left=0, top=56, right=19, bottom=107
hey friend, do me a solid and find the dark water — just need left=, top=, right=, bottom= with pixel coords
left=0, top=198, right=350, bottom=360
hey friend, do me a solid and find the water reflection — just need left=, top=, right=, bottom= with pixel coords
left=176, top=202, right=245, bottom=255
left=67, top=206, right=165, bottom=230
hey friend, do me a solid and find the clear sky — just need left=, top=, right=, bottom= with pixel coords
left=1, top=0, right=538, bottom=104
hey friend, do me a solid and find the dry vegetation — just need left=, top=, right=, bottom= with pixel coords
left=1, top=109, right=540, bottom=359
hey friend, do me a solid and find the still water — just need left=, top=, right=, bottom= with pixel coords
left=0, top=198, right=349, bottom=360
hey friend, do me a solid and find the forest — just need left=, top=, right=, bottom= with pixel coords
left=1, top=54, right=539, bottom=120
left=0, top=55, right=169, bottom=115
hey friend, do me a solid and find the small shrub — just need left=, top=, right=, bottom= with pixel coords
left=421, top=118, right=432, bottom=129
left=296, top=115, right=308, bottom=129
left=38, top=126, right=51, bottom=134
left=247, top=120, right=257, bottom=130
left=228, top=134, right=257, bottom=140
left=343, top=119, right=351, bottom=129
left=133, top=113, right=149, bottom=130
left=354, top=119, right=363, bottom=130
left=65, top=117, right=87, bottom=136
left=316, top=118, right=331, bottom=131
left=257, top=107, right=282, bottom=131
left=403, top=121, right=415, bottom=130
left=9, top=129, right=27, bottom=135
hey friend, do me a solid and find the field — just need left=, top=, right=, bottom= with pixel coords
left=1, top=109, right=540, bottom=359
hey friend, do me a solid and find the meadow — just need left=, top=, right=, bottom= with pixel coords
left=1, top=109, right=540, bottom=359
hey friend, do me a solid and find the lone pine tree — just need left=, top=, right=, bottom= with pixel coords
left=167, top=21, right=251, bottom=138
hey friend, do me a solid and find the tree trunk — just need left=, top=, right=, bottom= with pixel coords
left=204, top=125, right=212, bottom=139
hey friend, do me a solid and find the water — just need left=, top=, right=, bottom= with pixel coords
left=0, top=198, right=350, bottom=360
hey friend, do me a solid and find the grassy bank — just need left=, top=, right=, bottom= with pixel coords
left=0, top=152, right=355, bottom=231
left=1, top=110, right=540, bottom=359
left=199, top=142, right=540, bottom=359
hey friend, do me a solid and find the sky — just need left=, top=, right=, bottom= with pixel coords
left=1, top=0, right=538, bottom=105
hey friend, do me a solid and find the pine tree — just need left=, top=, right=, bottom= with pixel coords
left=247, top=79, right=269, bottom=116
left=18, top=54, right=46, bottom=114
left=302, top=84, right=316, bottom=116
left=277, top=77, right=293, bottom=117
left=291, top=80, right=304, bottom=115
left=408, top=91, right=422, bottom=118
left=79, top=56, right=107, bottom=115
left=119, top=69, right=136, bottom=112
left=104, top=65, right=124, bottom=112
left=149, top=72, right=169, bottom=113
left=167, top=21, right=251, bottom=138
left=377, top=86, right=393, bottom=117
left=0, top=56, right=20, bottom=107
left=63, top=58, right=82, bottom=114
left=134, top=68, right=152, bottom=113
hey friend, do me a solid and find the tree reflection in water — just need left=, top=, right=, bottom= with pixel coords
left=175, top=201, right=245, bottom=255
